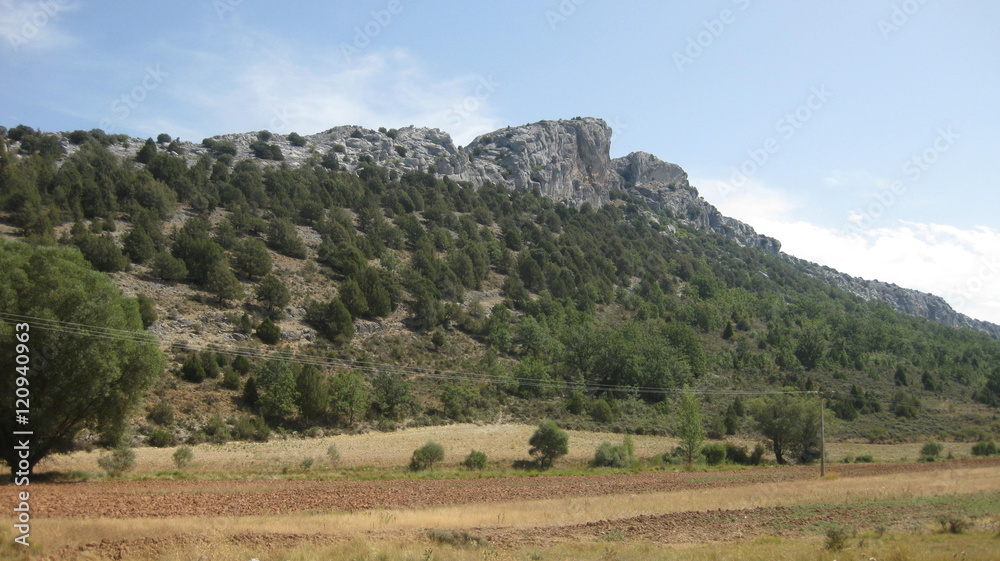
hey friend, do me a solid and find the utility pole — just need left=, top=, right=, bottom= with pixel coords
left=819, top=391, right=826, bottom=477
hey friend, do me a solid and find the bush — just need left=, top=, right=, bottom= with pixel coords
left=221, top=369, right=241, bottom=390
left=701, top=442, right=726, bottom=465
left=172, top=445, right=194, bottom=469
left=588, top=398, right=614, bottom=422
left=463, top=449, right=488, bottom=470
left=854, top=454, right=874, bottom=463
left=98, top=445, right=136, bottom=477
left=972, top=440, right=997, bottom=456
left=327, top=444, right=341, bottom=465
left=724, top=442, right=750, bottom=465
left=136, top=294, right=158, bottom=329
left=255, top=317, right=282, bottom=344
left=920, top=441, right=944, bottom=462
left=151, top=251, right=189, bottom=281
left=528, top=420, right=568, bottom=469
left=181, top=354, right=206, bottom=383
left=410, top=441, right=445, bottom=471
left=287, top=132, right=306, bottom=147
left=749, top=442, right=766, bottom=465
left=232, top=355, right=252, bottom=374
left=300, top=456, right=315, bottom=471
left=147, top=427, right=176, bottom=448
left=593, top=441, right=631, bottom=468
left=824, top=526, right=851, bottom=551
left=148, top=401, right=174, bottom=426
left=426, top=529, right=488, bottom=548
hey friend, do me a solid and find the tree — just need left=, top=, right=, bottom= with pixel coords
left=136, top=138, right=157, bottom=164
left=255, top=317, right=281, bottom=344
left=338, top=277, right=368, bottom=318
left=329, top=371, right=371, bottom=425
left=749, top=392, right=822, bottom=464
left=372, top=371, right=413, bottom=420
left=528, top=420, right=568, bottom=469
left=676, top=387, right=704, bottom=465
left=267, top=218, right=306, bottom=258
left=295, top=364, right=329, bottom=424
left=151, top=251, right=188, bottom=281
left=409, top=441, right=445, bottom=471
left=305, top=298, right=355, bottom=341
left=257, top=359, right=298, bottom=421
left=204, top=261, right=244, bottom=305
left=232, top=238, right=272, bottom=280
left=0, top=241, right=165, bottom=474
left=255, top=274, right=289, bottom=316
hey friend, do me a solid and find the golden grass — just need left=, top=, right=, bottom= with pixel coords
left=27, top=423, right=980, bottom=477
left=11, top=464, right=999, bottom=557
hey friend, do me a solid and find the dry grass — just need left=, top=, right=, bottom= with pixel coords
left=29, top=423, right=980, bottom=477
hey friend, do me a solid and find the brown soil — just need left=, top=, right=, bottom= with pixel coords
left=11, top=458, right=998, bottom=519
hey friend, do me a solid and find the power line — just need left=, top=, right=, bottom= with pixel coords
left=0, top=311, right=818, bottom=397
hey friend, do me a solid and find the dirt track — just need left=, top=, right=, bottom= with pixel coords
left=13, top=458, right=999, bottom=519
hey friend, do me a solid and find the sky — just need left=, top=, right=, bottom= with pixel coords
left=1, top=0, right=998, bottom=324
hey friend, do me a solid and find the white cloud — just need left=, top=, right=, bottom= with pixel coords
left=169, top=45, right=502, bottom=145
left=0, top=0, right=79, bottom=54
left=695, top=177, right=1000, bottom=325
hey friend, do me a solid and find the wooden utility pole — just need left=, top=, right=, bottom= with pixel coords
left=819, top=392, right=826, bottom=477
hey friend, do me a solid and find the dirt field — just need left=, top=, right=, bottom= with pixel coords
left=2, top=425, right=999, bottom=560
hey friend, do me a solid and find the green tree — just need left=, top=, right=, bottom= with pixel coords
left=0, top=241, right=165, bottom=473
left=338, top=277, right=368, bottom=318
left=528, top=420, right=569, bottom=469
left=305, top=297, right=355, bottom=341
left=372, top=371, right=413, bottom=420
left=267, top=218, right=306, bottom=258
left=329, top=371, right=371, bottom=425
left=232, top=237, right=272, bottom=280
left=136, top=138, right=157, bottom=164
left=151, top=251, right=188, bottom=281
left=255, top=317, right=281, bottom=344
left=204, top=261, right=244, bottom=305
left=257, top=359, right=298, bottom=421
left=296, top=364, right=329, bottom=424
left=676, top=387, right=704, bottom=465
left=409, top=441, right=445, bottom=471
left=749, top=392, right=821, bottom=464
left=255, top=274, right=289, bottom=316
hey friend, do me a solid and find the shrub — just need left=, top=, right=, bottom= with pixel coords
left=938, top=516, right=970, bottom=534
left=528, top=420, right=568, bottom=469
left=287, top=132, right=306, bottom=147
left=463, top=449, right=488, bottom=470
left=971, top=440, right=997, bottom=457
left=181, top=354, right=205, bottom=383
left=327, top=444, right=341, bottom=465
left=172, top=445, right=194, bottom=469
left=824, top=526, right=851, bottom=551
left=749, top=442, right=766, bottom=465
left=701, top=442, right=726, bottom=465
left=426, top=529, right=488, bottom=548
left=148, top=401, right=174, bottom=426
left=221, top=369, right=241, bottom=390
left=256, top=317, right=281, bottom=344
left=593, top=441, right=631, bottom=468
left=589, top=398, right=614, bottom=422
left=854, top=454, right=874, bottom=463
left=410, top=441, right=445, bottom=471
left=232, top=355, right=252, bottom=374
left=147, top=427, right=176, bottom=448
left=920, top=441, right=943, bottom=462
left=98, top=445, right=136, bottom=477
left=136, top=294, right=158, bottom=328
left=151, top=251, right=188, bottom=281
left=724, top=442, right=750, bottom=465
left=300, top=456, right=315, bottom=471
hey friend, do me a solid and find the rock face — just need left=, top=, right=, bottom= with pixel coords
left=51, top=117, right=998, bottom=338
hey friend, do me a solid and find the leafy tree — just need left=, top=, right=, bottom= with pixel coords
left=463, top=449, right=488, bottom=470
left=305, top=297, right=355, bottom=341
left=255, top=274, right=289, bottom=316
left=329, top=371, right=370, bottom=425
left=528, top=420, right=568, bottom=469
left=151, top=251, right=188, bottom=281
left=204, top=261, right=244, bottom=305
left=749, top=392, right=821, bottom=464
left=257, top=359, right=298, bottom=421
left=0, top=241, right=164, bottom=473
left=676, top=387, right=704, bottom=464
left=232, top=237, right=272, bottom=280
left=255, top=317, right=281, bottom=344
left=372, top=371, right=413, bottom=420
left=267, top=218, right=306, bottom=258
left=75, top=232, right=127, bottom=272
left=409, top=441, right=445, bottom=471
left=291, top=366, right=328, bottom=425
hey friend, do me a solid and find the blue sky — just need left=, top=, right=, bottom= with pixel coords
left=2, top=0, right=999, bottom=323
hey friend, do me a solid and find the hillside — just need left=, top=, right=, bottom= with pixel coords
left=1, top=120, right=999, bottom=450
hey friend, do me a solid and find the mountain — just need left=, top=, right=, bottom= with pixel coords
left=65, top=116, right=992, bottom=338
